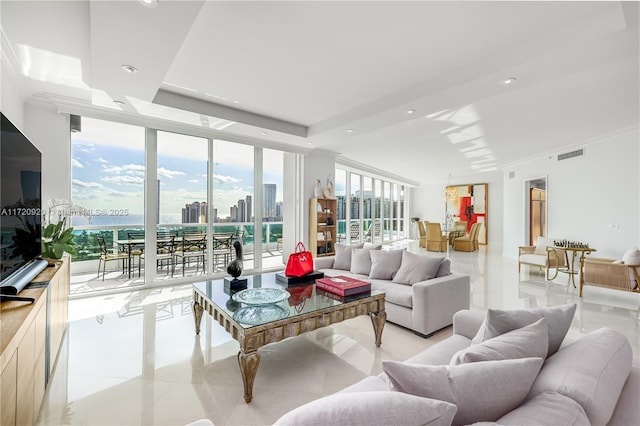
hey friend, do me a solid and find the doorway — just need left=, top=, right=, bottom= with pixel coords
left=525, top=178, right=547, bottom=246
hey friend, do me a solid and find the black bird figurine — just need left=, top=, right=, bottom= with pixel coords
left=226, top=240, right=244, bottom=279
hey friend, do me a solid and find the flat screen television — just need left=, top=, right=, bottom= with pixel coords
left=1, top=112, right=47, bottom=295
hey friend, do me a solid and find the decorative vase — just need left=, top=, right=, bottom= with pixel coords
left=314, top=179, right=322, bottom=198
left=226, top=240, right=244, bottom=278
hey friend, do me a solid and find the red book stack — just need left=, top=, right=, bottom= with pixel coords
left=315, top=276, right=371, bottom=296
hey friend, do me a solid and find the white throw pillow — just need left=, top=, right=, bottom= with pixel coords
left=383, top=358, right=544, bottom=426
left=621, top=247, right=640, bottom=265
left=333, top=243, right=364, bottom=270
left=534, top=236, right=555, bottom=255
left=472, top=303, right=576, bottom=357
left=497, top=391, right=589, bottom=426
left=392, top=251, right=443, bottom=285
left=451, top=318, right=548, bottom=364
left=273, top=391, right=457, bottom=426
left=369, top=249, right=404, bottom=280
left=349, top=246, right=381, bottom=275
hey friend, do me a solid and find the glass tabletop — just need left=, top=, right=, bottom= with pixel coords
left=193, top=273, right=382, bottom=329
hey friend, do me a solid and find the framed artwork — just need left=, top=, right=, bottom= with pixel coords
left=445, top=183, right=488, bottom=244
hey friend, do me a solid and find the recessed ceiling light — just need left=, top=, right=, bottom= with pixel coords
left=138, top=0, right=158, bottom=7
left=113, top=100, right=125, bottom=105
left=407, top=109, right=416, bottom=114
left=260, top=131, right=267, bottom=135
left=307, top=142, right=312, bottom=145
left=121, top=64, right=138, bottom=74
left=233, top=100, right=240, bottom=104
left=346, top=129, right=354, bottom=133
left=502, top=77, right=516, bottom=85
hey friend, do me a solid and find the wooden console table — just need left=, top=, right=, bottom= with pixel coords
left=0, top=256, right=70, bottom=425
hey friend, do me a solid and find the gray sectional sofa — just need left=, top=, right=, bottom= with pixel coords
left=314, top=244, right=470, bottom=337
left=276, top=305, right=639, bottom=426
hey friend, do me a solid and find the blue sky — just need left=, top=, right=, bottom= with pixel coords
left=71, top=118, right=283, bottom=224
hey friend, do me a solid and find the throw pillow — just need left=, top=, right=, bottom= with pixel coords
left=497, top=391, right=590, bottom=426
left=472, top=303, right=576, bottom=357
left=273, top=391, right=457, bottom=426
left=450, top=318, right=548, bottom=364
left=383, top=358, right=544, bottom=426
left=392, top=251, right=443, bottom=285
left=333, top=243, right=364, bottom=270
left=534, top=236, right=555, bottom=255
left=436, top=258, right=452, bottom=277
left=621, top=247, right=640, bottom=265
left=369, top=249, right=404, bottom=280
left=350, top=247, right=374, bottom=275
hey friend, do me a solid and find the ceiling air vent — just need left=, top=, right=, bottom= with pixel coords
left=508, top=171, right=515, bottom=179
left=557, top=149, right=583, bottom=161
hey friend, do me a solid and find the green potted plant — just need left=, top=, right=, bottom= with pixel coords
left=41, top=199, right=91, bottom=260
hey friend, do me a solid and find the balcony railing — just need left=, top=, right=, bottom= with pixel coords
left=71, top=222, right=283, bottom=262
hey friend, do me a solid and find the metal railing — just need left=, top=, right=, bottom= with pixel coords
left=71, top=222, right=283, bottom=262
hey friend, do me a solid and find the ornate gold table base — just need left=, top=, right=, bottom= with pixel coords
left=550, top=247, right=596, bottom=288
left=192, top=291, right=385, bottom=403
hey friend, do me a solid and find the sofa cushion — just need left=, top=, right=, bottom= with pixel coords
left=370, top=279, right=413, bottom=308
left=497, top=391, right=589, bottom=426
left=338, top=376, right=388, bottom=393
left=333, top=243, right=364, bottom=270
left=472, top=303, right=576, bottom=357
left=392, top=251, right=443, bottom=285
left=436, top=258, right=451, bottom=277
left=534, top=236, right=555, bottom=255
left=349, top=246, right=381, bottom=275
left=527, top=327, right=633, bottom=426
left=369, top=249, right=404, bottom=280
left=383, top=357, right=544, bottom=426
left=406, top=334, right=472, bottom=366
left=451, top=318, right=548, bottom=365
left=273, top=391, right=457, bottom=426
left=518, top=253, right=547, bottom=266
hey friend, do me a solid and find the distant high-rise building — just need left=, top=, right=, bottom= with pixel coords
left=212, top=208, right=218, bottom=223
left=230, top=205, right=238, bottom=222
left=275, top=201, right=283, bottom=221
left=263, top=183, right=276, bottom=218
left=245, top=195, right=252, bottom=222
left=336, top=195, right=346, bottom=221
left=238, top=199, right=246, bottom=223
left=181, top=201, right=207, bottom=223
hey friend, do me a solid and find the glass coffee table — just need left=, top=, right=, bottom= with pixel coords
left=192, top=273, right=386, bottom=403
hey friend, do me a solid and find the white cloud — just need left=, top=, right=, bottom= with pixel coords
left=71, top=158, right=84, bottom=168
left=102, top=175, right=144, bottom=185
left=213, top=174, right=240, bottom=184
left=188, top=179, right=199, bottom=183
left=72, top=179, right=104, bottom=189
left=157, top=167, right=186, bottom=179
left=103, top=163, right=145, bottom=176
left=96, top=157, right=109, bottom=164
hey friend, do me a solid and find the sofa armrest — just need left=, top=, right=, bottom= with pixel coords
left=452, top=310, right=485, bottom=340
left=314, top=256, right=335, bottom=270
left=410, top=273, right=470, bottom=336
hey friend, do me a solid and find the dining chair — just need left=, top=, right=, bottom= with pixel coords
left=425, top=222, right=447, bottom=252
left=139, top=234, right=176, bottom=277
left=174, top=231, right=206, bottom=276
left=213, top=233, right=235, bottom=270
left=96, top=234, right=129, bottom=280
left=453, top=223, right=479, bottom=252
left=417, top=221, right=427, bottom=248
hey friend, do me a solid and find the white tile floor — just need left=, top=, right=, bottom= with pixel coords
left=37, top=242, right=640, bottom=426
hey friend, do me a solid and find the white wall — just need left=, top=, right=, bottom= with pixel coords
left=410, top=170, right=504, bottom=246
left=303, top=149, right=337, bottom=248
left=503, top=129, right=640, bottom=259
left=23, top=104, right=71, bottom=205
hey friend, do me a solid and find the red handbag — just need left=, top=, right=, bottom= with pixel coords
left=285, top=242, right=314, bottom=277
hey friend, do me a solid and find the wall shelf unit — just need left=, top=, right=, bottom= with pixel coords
left=309, top=198, right=337, bottom=257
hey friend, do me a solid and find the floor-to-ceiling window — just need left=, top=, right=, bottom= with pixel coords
left=212, top=140, right=255, bottom=269
left=262, top=148, right=284, bottom=269
left=70, top=117, right=146, bottom=294
left=335, top=166, right=410, bottom=245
